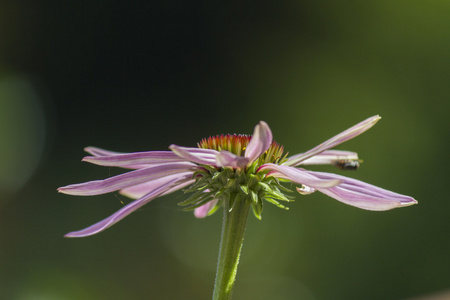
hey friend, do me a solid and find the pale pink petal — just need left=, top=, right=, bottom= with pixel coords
left=119, top=172, right=194, bottom=199
left=194, top=199, right=219, bottom=218
left=65, top=174, right=192, bottom=238
left=245, top=121, right=273, bottom=163
left=170, top=145, right=219, bottom=166
left=296, top=150, right=359, bottom=165
left=284, top=115, right=380, bottom=167
left=304, top=170, right=417, bottom=210
left=216, top=151, right=249, bottom=169
left=58, top=162, right=196, bottom=196
left=82, top=151, right=185, bottom=169
left=84, top=146, right=123, bottom=156
left=258, top=163, right=340, bottom=189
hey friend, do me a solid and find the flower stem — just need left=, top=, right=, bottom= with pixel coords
left=212, top=194, right=251, bottom=300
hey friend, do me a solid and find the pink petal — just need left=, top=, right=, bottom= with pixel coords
left=284, top=115, right=381, bottom=167
left=84, top=146, right=123, bottom=156
left=58, top=162, right=196, bottom=196
left=194, top=199, right=219, bottom=218
left=295, top=150, right=358, bottom=165
left=119, top=173, right=194, bottom=199
left=65, top=174, right=193, bottom=238
left=304, top=170, right=417, bottom=210
left=82, top=151, right=185, bottom=169
left=216, top=151, right=249, bottom=169
left=169, top=145, right=219, bottom=166
left=245, top=121, right=273, bottom=163
left=258, top=163, right=340, bottom=189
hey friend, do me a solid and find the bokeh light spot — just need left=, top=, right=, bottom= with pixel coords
left=0, top=75, right=46, bottom=194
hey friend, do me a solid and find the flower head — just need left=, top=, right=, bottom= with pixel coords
left=59, top=116, right=417, bottom=237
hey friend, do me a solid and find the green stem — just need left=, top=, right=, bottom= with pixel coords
left=212, top=194, right=251, bottom=300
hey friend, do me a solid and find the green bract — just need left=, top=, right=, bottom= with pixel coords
left=180, top=134, right=292, bottom=219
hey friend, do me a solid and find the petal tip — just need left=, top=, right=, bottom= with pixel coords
left=57, top=187, right=68, bottom=194
left=259, top=120, right=269, bottom=127
left=244, top=121, right=273, bottom=162
left=400, top=198, right=418, bottom=207
left=64, top=231, right=83, bottom=238
left=83, top=146, right=93, bottom=152
left=57, top=185, right=84, bottom=195
left=194, top=210, right=207, bottom=218
left=64, top=232, right=91, bottom=238
left=372, top=115, right=382, bottom=123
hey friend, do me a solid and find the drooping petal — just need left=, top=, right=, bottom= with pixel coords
left=194, top=199, right=219, bottom=218
left=83, top=151, right=186, bottom=169
left=64, top=174, right=192, bottom=238
left=304, top=170, right=418, bottom=210
left=245, top=121, right=273, bottom=163
left=57, top=162, right=196, bottom=196
left=284, top=115, right=381, bottom=167
left=296, top=150, right=359, bottom=165
left=119, top=173, right=194, bottom=199
left=319, top=186, right=414, bottom=211
left=84, top=146, right=123, bottom=157
left=258, top=164, right=341, bottom=189
left=216, top=151, right=249, bottom=169
left=169, top=145, right=219, bottom=166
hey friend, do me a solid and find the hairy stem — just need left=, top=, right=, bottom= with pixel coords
left=212, top=194, right=251, bottom=300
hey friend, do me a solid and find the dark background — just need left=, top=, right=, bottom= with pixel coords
left=1, top=1, right=449, bottom=299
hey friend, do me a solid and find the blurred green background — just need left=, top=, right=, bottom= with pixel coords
left=0, top=1, right=449, bottom=299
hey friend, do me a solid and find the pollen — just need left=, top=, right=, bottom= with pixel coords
left=198, top=134, right=287, bottom=165
left=198, top=134, right=251, bottom=156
